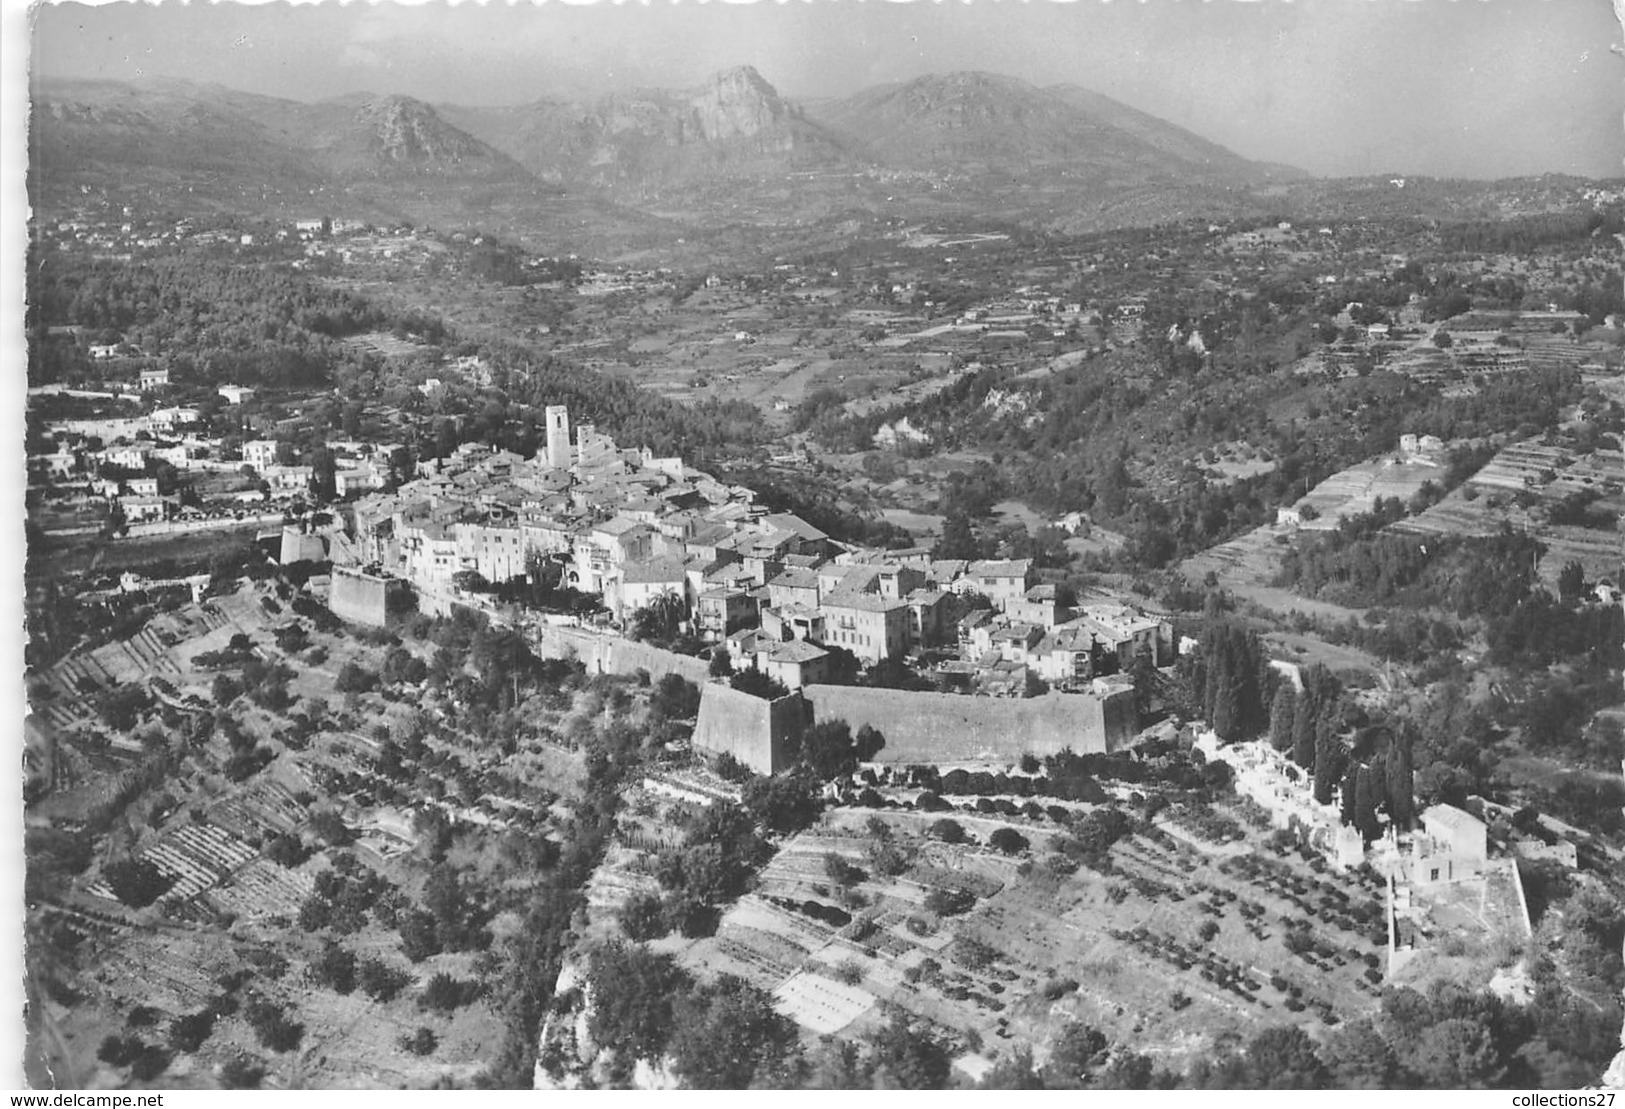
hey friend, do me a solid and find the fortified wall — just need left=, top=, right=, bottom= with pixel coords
left=800, top=684, right=1137, bottom=764
left=691, top=686, right=806, bottom=775
left=526, top=623, right=711, bottom=685
left=517, top=621, right=1137, bottom=771
left=279, top=525, right=328, bottom=565
left=328, top=566, right=390, bottom=627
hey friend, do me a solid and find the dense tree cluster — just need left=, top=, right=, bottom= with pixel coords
left=1179, top=621, right=1270, bottom=742
left=579, top=942, right=963, bottom=1090
left=1276, top=527, right=1542, bottom=618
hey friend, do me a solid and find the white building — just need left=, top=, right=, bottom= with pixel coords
left=263, top=464, right=314, bottom=493
left=1405, top=805, right=1487, bottom=885
left=242, top=439, right=281, bottom=471
left=606, top=558, right=688, bottom=622
left=335, top=465, right=384, bottom=498
left=118, top=495, right=169, bottom=523
left=150, top=406, right=200, bottom=432
left=455, top=521, right=528, bottom=585
left=103, top=443, right=155, bottom=471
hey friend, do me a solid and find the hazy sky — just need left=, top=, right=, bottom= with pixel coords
left=25, top=0, right=1625, bottom=180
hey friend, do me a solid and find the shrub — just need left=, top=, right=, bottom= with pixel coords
left=98, top=1035, right=137, bottom=1067
left=334, top=662, right=378, bottom=693
left=620, top=891, right=671, bottom=942
left=418, top=972, right=481, bottom=1013
left=951, top=936, right=996, bottom=970
left=928, top=818, right=966, bottom=844
left=823, top=852, right=865, bottom=888
left=358, top=957, right=411, bottom=1002
left=713, top=752, right=753, bottom=783
left=311, top=941, right=357, bottom=995
left=103, top=858, right=174, bottom=909
left=989, top=828, right=1029, bottom=855
left=167, top=1010, right=216, bottom=1054
left=219, top=1053, right=266, bottom=1089
left=867, top=839, right=911, bottom=877
left=1042, top=977, right=1079, bottom=1000
left=400, top=1027, right=438, bottom=1056
left=923, top=887, right=977, bottom=917
left=308, top=810, right=354, bottom=847
left=128, top=1044, right=171, bottom=1082
left=264, top=832, right=310, bottom=868
left=240, top=996, right=298, bottom=1049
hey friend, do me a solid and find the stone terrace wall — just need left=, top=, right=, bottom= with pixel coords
left=800, top=685, right=1136, bottom=764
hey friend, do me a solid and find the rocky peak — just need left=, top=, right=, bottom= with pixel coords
left=686, top=65, right=790, bottom=143
left=355, top=95, right=485, bottom=165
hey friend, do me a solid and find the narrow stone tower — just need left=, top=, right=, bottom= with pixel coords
left=545, top=405, right=570, bottom=471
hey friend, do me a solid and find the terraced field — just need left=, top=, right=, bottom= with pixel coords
left=664, top=800, right=1394, bottom=1073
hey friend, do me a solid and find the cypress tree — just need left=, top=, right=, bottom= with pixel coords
left=1236, top=629, right=1268, bottom=736
left=1291, top=694, right=1317, bottom=769
left=1202, top=646, right=1227, bottom=723
left=1339, top=764, right=1360, bottom=826
left=1268, top=685, right=1297, bottom=752
left=1312, top=712, right=1342, bottom=806
left=1210, top=673, right=1240, bottom=742
left=1354, top=765, right=1382, bottom=843
left=1385, top=727, right=1415, bottom=831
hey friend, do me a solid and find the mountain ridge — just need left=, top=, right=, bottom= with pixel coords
left=29, top=67, right=1312, bottom=240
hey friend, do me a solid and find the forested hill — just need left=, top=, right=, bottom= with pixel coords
left=802, top=344, right=1583, bottom=569
left=26, top=251, right=766, bottom=463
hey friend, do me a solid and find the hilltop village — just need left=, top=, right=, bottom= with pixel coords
left=333, top=404, right=1156, bottom=770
